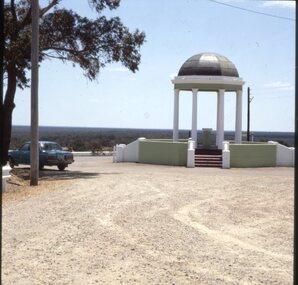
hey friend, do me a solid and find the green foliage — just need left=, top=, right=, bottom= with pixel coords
left=10, top=127, right=294, bottom=151
left=9, top=127, right=178, bottom=151
left=1, top=0, right=145, bottom=165
left=4, top=0, right=146, bottom=88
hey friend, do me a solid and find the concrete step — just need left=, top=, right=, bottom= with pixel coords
left=195, top=163, right=222, bottom=168
left=195, top=155, right=222, bottom=161
left=195, top=149, right=222, bottom=155
left=195, top=159, right=222, bottom=164
left=195, top=154, right=223, bottom=168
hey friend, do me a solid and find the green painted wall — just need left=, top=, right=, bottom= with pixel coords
left=139, top=140, right=188, bottom=166
left=230, top=144, right=277, bottom=167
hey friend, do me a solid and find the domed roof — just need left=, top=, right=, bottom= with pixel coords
left=178, top=52, right=239, bottom=77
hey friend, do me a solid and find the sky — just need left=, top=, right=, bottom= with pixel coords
left=11, top=0, right=296, bottom=132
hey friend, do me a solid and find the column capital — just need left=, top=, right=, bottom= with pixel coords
left=174, top=89, right=180, bottom=95
left=192, top=88, right=198, bottom=93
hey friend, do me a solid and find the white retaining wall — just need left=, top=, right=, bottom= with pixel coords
left=259, top=141, right=294, bottom=167
left=275, top=143, right=294, bottom=167
left=123, top=140, right=140, bottom=162
left=268, top=141, right=294, bottom=167
left=114, top=138, right=145, bottom=163
left=114, top=139, right=295, bottom=168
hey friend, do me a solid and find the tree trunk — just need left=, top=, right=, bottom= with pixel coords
left=1, top=66, right=16, bottom=166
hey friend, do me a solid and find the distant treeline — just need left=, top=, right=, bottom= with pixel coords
left=10, top=126, right=294, bottom=151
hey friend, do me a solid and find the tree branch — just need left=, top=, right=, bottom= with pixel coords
left=20, top=6, right=31, bottom=27
left=19, top=0, right=59, bottom=28
left=44, top=46, right=85, bottom=54
left=40, top=0, right=60, bottom=17
left=10, top=0, right=18, bottom=24
left=42, top=52, right=68, bottom=61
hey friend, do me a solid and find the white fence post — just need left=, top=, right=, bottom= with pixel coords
left=222, top=141, right=230, bottom=169
left=115, top=144, right=126, bottom=162
left=187, top=139, right=195, bottom=168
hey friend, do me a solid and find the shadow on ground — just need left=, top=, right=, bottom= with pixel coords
left=10, top=167, right=101, bottom=182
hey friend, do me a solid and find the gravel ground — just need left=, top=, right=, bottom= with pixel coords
left=3, top=157, right=294, bottom=284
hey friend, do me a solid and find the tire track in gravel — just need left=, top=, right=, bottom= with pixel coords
left=173, top=202, right=292, bottom=262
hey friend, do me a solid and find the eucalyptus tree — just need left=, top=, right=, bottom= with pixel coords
left=1, top=0, right=145, bottom=165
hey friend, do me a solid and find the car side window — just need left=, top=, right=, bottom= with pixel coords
left=52, top=143, right=62, bottom=150
left=42, top=144, right=49, bottom=151
left=20, top=143, right=30, bottom=151
left=45, top=143, right=61, bottom=150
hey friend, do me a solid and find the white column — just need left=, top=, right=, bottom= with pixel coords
left=191, top=89, right=198, bottom=145
left=217, top=89, right=225, bottom=149
left=216, top=91, right=220, bottom=147
left=173, top=89, right=179, bottom=141
left=235, top=89, right=242, bottom=144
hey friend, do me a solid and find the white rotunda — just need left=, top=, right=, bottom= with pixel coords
left=171, top=52, right=245, bottom=149
left=114, top=52, right=294, bottom=168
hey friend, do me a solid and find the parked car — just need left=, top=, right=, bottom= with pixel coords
left=8, top=141, right=74, bottom=171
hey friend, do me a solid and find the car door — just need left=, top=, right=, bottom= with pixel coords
left=19, top=143, right=31, bottom=164
left=39, top=143, right=48, bottom=166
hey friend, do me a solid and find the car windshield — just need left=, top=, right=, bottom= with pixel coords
left=41, top=143, right=62, bottom=151
left=20, top=143, right=30, bottom=151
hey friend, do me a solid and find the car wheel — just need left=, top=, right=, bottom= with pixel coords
left=58, top=164, right=66, bottom=171
left=8, top=157, right=15, bottom=169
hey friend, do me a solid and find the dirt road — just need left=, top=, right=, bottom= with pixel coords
left=3, top=157, right=294, bottom=284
